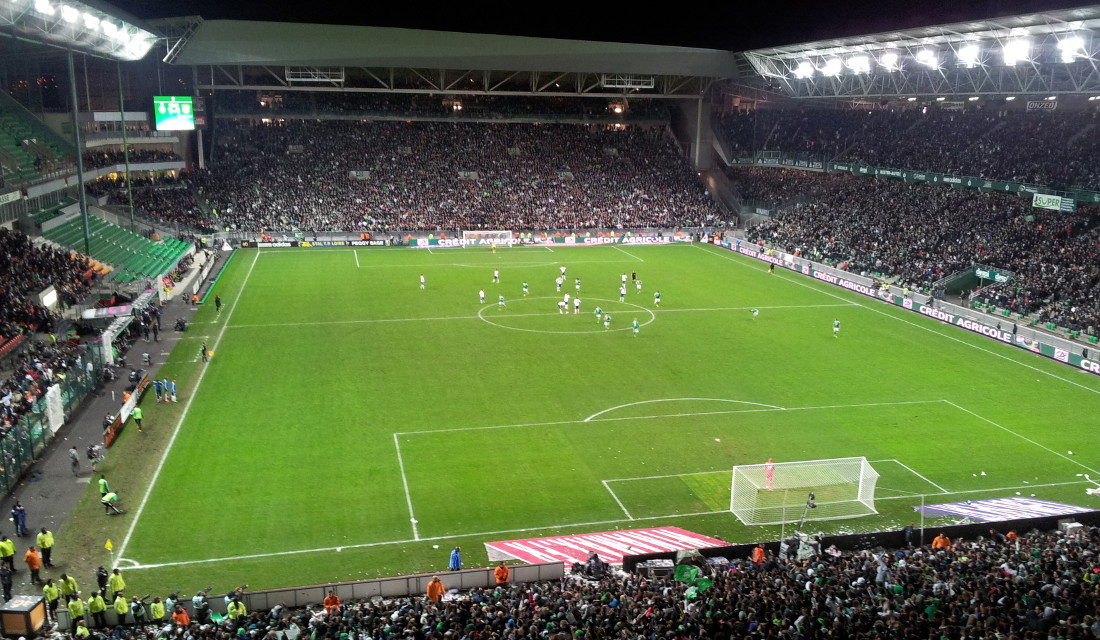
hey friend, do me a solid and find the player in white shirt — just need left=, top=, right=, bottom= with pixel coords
left=479, top=289, right=486, bottom=303
left=420, top=274, right=425, bottom=289
left=619, top=285, right=626, bottom=302
left=573, top=297, right=581, bottom=314
left=558, top=301, right=567, bottom=314
left=555, top=276, right=563, bottom=292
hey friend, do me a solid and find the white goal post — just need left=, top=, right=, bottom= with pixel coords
left=461, top=230, right=515, bottom=246
left=730, top=456, right=879, bottom=526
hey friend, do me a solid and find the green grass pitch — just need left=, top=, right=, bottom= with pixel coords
left=77, top=242, right=1100, bottom=592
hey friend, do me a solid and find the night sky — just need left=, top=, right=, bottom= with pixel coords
left=106, top=0, right=1096, bottom=51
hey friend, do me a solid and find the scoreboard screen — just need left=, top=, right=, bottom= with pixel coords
left=153, top=96, right=194, bottom=131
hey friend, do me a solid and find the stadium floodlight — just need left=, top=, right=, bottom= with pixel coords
left=792, top=61, right=815, bottom=79
left=1002, top=39, right=1030, bottom=65
left=1005, top=96, right=1016, bottom=101
left=968, top=96, right=980, bottom=101
left=936, top=96, right=946, bottom=101
left=906, top=96, right=916, bottom=101
left=1046, top=96, right=1057, bottom=101
left=915, top=49, right=939, bottom=69
left=1057, top=35, right=1085, bottom=63
left=846, top=55, right=870, bottom=74
left=957, top=44, right=981, bottom=68
left=879, top=51, right=900, bottom=71
left=0, top=0, right=157, bottom=61
left=822, top=57, right=843, bottom=76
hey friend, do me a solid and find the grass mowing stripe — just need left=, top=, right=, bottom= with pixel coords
left=125, top=509, right=729, bottom=571
left=225, top=304, right=854, bottom=330
left=115, top=250, right=262, bottom=564
left=395, top=399, right=942, bottom=436
left=694, top=243, right=1100, bottom=397
left=943, top=400, right=1100, bottom=475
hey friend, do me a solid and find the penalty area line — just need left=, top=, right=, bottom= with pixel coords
left=393, top=433, right=419, bottom=540
left=602, top=481, right=634, bottom=520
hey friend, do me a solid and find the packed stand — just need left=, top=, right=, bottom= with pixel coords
left=83, top=149, right=182, bottom=170
left=87, top=173, right=212, bottom=232
left=718, top=106, right=1100, bottom=191
left=192, top=120, right=723, bottom=233
left=53, top=524, right=1100, bottom=640
left=740, top=171, right=1100, bottom=330
left=213, top=91, right=670, bottom=120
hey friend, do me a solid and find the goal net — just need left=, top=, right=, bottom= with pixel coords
left=461, top=230, right=514, bottom=247
left=730, top=456, right=879, bottom=526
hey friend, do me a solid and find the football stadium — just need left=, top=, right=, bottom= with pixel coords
left=0, top=1, right=1099, bottom=638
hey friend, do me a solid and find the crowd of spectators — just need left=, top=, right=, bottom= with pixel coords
left=189, top=120, right=722, bottom=233
left=0, top=228, right=96, bottom=434
left=738, top=170, right=1100, bottom=331
left=86, top=173, right=211, bottom=232
left=717, top=106, right=1100, bottom=191
left=54, top=524, right=1100, bottom=640
left=83, top=149, right=182, bottom=170
left=213, top=92, right=670, bottom=121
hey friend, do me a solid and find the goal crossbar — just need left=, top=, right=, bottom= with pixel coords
left=730, top=456, right=879, bottom=526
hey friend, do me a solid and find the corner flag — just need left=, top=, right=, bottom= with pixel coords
left=105, top=539, right=113, bottom=551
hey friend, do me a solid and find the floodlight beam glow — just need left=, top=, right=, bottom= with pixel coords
left=957, top=44, right=980, bottom=68
left=1058, top=35, right=1085, bottom=63
left=1002, top=39, right=1030, bottom=65
left=846, top=55, right=870, bottom=74
left=792, top=61, right=814, bottom=79
left=915, top=49, right=938, bottom=69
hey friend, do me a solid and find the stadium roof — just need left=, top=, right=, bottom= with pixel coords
left=745, top=6, right=1100, bottom=60
left=739, top=5, right=1100, bottom=99
left=166, top=19, right=740, bottom=79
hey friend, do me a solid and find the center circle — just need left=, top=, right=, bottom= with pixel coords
left=477, top=297, right=656, bottom=334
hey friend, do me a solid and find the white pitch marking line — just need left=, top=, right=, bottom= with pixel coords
left=602, top=481, right=634, bottom=520
left=890, top=459, right=950, bottom=494
left=224, top=304, right=856, bottom=330
left=396, top=399, right=943, bottom=437
left=604, top=469, right=729, bottom=483
left=876, top=479, right=1088, bottom=500
left=121, top=509, right=729, bottom=571
left=115, top=249, right=262, bottom=565
left=354, top=249, right=360, bottom=268
left=584, top=398, right=786, bottom=422
left=612, top=246, right=644, bottom=262
left=393, top=434, right=419, bottom=540
left=696, top=244, right=1100, bottom=396
left=942, top=400, right=1100, bottom=475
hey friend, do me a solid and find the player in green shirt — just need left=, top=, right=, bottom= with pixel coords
left=833, top=318, right=841, bottom=337
left=498, top=295, right=506, bottom=309
left=594, top=306, right=603, bottom=324
left=751, top=308, right=758, bottom=320
left=603, top=314, right=612, bottom=330
left=632, top=318, right=639, bottom=336
left=654, top=290, right=661, bottom=307
left=522, top=282, right=529, bottom=296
